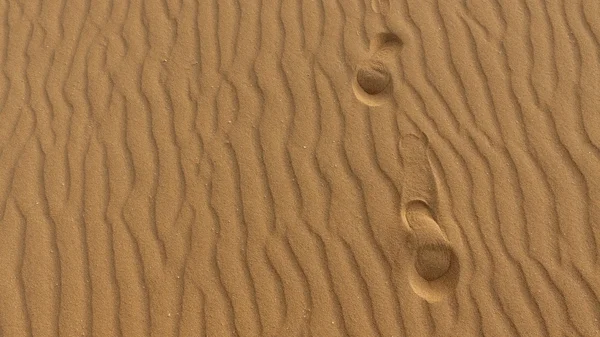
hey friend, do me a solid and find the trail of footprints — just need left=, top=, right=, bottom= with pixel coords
left=354, top=33, right=460, bottom=303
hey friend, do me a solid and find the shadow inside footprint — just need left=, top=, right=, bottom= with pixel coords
left=409, top=242, right=459, bottom=303
left=356, top=61, right=390, bottom=95
left=415, top=243, right=452, bottom=281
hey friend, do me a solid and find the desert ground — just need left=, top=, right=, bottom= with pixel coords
left=0, top=0, right=599, bottom=336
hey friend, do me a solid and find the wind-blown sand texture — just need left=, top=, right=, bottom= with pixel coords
left=0, top=0, right=599, bottom=336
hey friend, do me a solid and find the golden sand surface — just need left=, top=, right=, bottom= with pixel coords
left=0, top=0, right=599, bottom=336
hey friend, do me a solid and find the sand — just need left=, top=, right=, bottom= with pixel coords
left=0, top=0, right=599, bottom=336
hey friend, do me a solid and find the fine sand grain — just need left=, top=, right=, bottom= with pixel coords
left=0, top=0, right=599, bottom=336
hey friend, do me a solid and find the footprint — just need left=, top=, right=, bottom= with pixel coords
left=399, top=134, right=436, bottom=204
left=371, top=0, right=390, bottom=15
left=352, top=33, right=402, bottom=106
left=399, top=135, right=460, bottom=302
left=402, top=200, right=459, bottom=303
left=370, top=33, right=403, bottom=58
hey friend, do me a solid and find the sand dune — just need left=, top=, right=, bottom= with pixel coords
left=0, top=0, right=599, bottom=336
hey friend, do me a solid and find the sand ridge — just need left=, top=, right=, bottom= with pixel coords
left=0, top=0, right=599, bottom=336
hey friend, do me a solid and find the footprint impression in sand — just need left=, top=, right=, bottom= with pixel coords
left=399, top=135, right=460, bottom=303
left=352, top=33, right=402, bottom=106
left=371, top=0, right=390, bottom=15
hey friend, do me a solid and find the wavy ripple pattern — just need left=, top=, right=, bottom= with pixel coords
left=0, top=0, right=598, bottom=336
